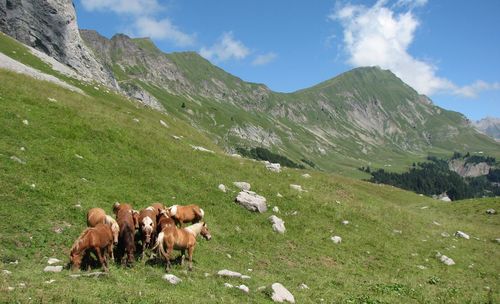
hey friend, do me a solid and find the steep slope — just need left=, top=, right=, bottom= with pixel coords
left=1, top=58, right=499, bottom=303
left=474, top=117, right=500, bottom=141
left=79, top=31, right=500, bottom=174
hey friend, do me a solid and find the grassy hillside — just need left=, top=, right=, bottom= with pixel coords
left=1, top=68, right=499, bottom=303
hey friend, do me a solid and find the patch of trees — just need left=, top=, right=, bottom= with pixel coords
left=236, top=147, right=305, bottom=169
left=364, top=156, right=500, bottom=200
left=451, top=151, right=496, bottom=165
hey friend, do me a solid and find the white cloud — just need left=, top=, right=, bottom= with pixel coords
left=199, top=32, right=250, bottom=62
left=80, top=0, right=161, bottom=16
left=252, top=52, right=277, bottom=66
left=453, top=81, right=500, bottom=98
left=330, top=0, right=499, bottom=98
left=134, top=17, right=195, bottom=46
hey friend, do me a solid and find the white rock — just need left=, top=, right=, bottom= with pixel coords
left=230, top=153, right=242, bottom=158
left=3, top=270, right=12, bottom=275
left=10, top=156, right=26, bottom=164
left=224, top=283, right=234, bottom=288
left=266, top=162, right=281, bottom=173
left=298, top=283, right=309, bottom=290
left=48, top=97, right=57, bottom=102
left=218, top=269, right=242, bottom=278
left=269, top=215, right=286, bottom=234
left=30, top=183, right=36, bottom=189
left=159, top=120, right=168, bottom=127
left=301, top=173, right=311, bottom=178
left=162, top=274, right=182, bottom=285
left=204, top=272, right=210, bottom=277
left=271, top=283, right=295, bottom=303
left=238, top=285, right=250, bottom=293
left=75, top=154, right=84, bottom=159
left=133, top=118, right=140, bottom=123
left=486, top=209, right=496, bottom=215
left=277, top=193, right=283, bottom=198
left=436, top=252, right=455, bottom=266
left=455, top=231, right=470, bottom=239
left=341, top=220, right=349, bottom=225
left=331, top=236, right=342, bottom=244
left=441, top=232, right=450, bottom=237
left=7, top=287, right=14, bottom=291
left=233, top=182, right=251, bottom=191
left=226, top=254, right=232, bottom=259
left=290, top=184, right=305, bottom=192
left=241, top=275, right=251, bottom=280
left=47, top=258, right=62, bottom=265
left=393, top=229, right=402, bottom=234
left=45, top=279, right=56, bottom=284
left=9, top=260, right=18, bottom=265
left=44, top=265, right=63, bottom=272
left=172, top=135, right=181, bottom=140
left=439, top=196, right=452, bottom=202
left=191, top=145, right=214, bottom=153
left=335, top=200, right=341, bottom=204
left=22, top=119, right=29, bottom=125
left=18, top=283, right=26, bottom=288
left=432, top=221, right=441, bottom=226
left=20, top=147, right=26, bottom=151
left=420, top=206, right=429, bottom=209
left=218, top=184, right=227, bottom=193
left=235, top=190, right=267, bottom=213
left=273, top=206, right=280, bottom=213
left=417, top=265, right=427, bottom=270
left=495, top=238, right=500, bottom=244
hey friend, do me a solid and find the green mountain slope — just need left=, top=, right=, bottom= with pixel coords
left=0, top=43, right=499, bottom=303
left=79, top=31, right=500, bottom=176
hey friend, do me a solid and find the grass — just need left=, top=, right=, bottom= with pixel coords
left=0, top=68, right=499, bottom=303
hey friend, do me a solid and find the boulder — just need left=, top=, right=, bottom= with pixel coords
left=331, top=236, right=342, bottom=244
left=47, top=258, right=62, bottom=265
left=218, top=184, right=227, bottom=193
left=301, top=173, right=311, bottom=178
left=272, top=206, right=280, bottom=213
left=266, top=162, right=281, bottom=173
left=235, top=190, right=267, bottom=213
left=162, top=274, right=182, bottom=285
left=271, top=283, right=295, bottom=303
left=238, top=285, right=250, bottom=293
left=218, top=269, right=242, bottom=278
left=44, top=265, right=63, bottom=272
left=159, top=120, right=168, bottom=127
left=341, top=220, right=349, bottom=225
left=233, top=182, right=251, bottom=191
left=277, top=193, right=283, bottom=198
left=289, top=184, right=305, bottom=192
left=436, top=252, right=455, bottom=266
left=454, top=231, right=470, bottom=239
left=298, top=283, right=309, bottom=290
left=224, top=283, right=234, bottom=288
left=269, top=215, right=286, bottom=234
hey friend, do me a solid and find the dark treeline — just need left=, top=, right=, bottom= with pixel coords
left=362, top=155, right=500, bottom=201
left=236, top=147, right=305, bottom=169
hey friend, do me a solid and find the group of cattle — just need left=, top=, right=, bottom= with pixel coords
left=69, top=202, right=211, bottom=272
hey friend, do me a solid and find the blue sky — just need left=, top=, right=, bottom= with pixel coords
left=75, top=0, right=500, bottom=121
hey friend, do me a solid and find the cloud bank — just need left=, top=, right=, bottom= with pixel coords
left=330, top=0, right=499, bottom=98
left=200, top=32, right=250, bottom=63
left=252, top=52, right=277, bottom=66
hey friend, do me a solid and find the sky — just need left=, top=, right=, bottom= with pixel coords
left=74, top=0, right=500, bottom=121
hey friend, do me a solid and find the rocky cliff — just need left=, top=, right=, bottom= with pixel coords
left=473, top=117, right=500, bottom=141
left=0, top=0, right=116, bottom=87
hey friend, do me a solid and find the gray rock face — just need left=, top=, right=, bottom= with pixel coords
left=271, top=283, right=295, bottom=303
left=269, top=215, right=286, bottom=234
left=235, top=190, right=267, bottom=213
left=265, top=161, right=281, bottom=173
left=448, top=159, right=491, bottom=178
left=0, top=0, right=115, bottom=87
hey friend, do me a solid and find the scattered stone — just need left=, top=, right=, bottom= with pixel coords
left=204, top=272, right=210, bottom=277
left=277, top=193, right=283, bottom=198
left=290, top=211, right=298, bottom=216
left=455, top=231, right=470, bottom=239
left=74, top=203, right=82, bottom=209
left=265, top=162, right=281, bottom=173
left=226, top=254, right=232, bottom=259
left=218, top=269, right=242, bottom=278
left=224, top=283, right=234, bottom=288
left=48, top=97, right=57, bottom=102
left=495, top=238, right=500, bottom=244
left=230, top=154, right=242, bottom=158
left=233, top=182, right=251, bottom=191
left=241, top=275, right=251, bottom=280
left=436, top=252, right=455, bottom=266
left=22, top=119, right=29, bottom=125
left=53, top=228, right=63, bottom=234
left=10, top=156, right=26, bottom=164
left=132, top=118, right=139, bottom=123
left=298, top=283, right=309, bottom=290
left=273, top=206, right=280, bottom=213
left=301, top=173, right=311, bottom=178
left=468, top=264, right=474, bottom=269
left=93, top=86, right=99, bottom=91
left=290, top=184, right=306, bottom=192
left=411, top=253, right=418, bottom=257
left=81, top=177, right=88, bottom=182
left=335, top=200, right=341, bottom=204
left=441, top=232, right=450, bottom=237
left=20, top=147, right=26, bottom=151
left=191, top=145, right=214, bottom=153
left=74, top=154, right=84, bottom=159
left=439, top=196, right=452, bottom=202
left=257, top=286, right=266, bottom=291
left=18, top=283, right=26, bottom=288
left=45, top=279, right=56, bottom=284
left=218, top=184, right=227, bottom=193
left=3, top=270, right=12, bottom=275
left=486, top=209, right=496, bottom=215
left=69, top=272, right=107, bottom=278
left=420, top=206, right=429, bottom=209
left=269, top=215, right=286, bottom=234
left=9, top=260, right=18, bottom=265
left=44, top=265, right=63, bottom=272
left=159, top=120, right=168, bottom=127
left=238, top=284, right=250, bottom=293
left=271, top=283, right=295, bottom=303
left=341, top=220, right=349, bottom=225
left=47, top=258, right=62, bottom=265
left=331, top=236, right=342, bottom=244
left=247, top=269, right=253, bottom=272
left=30, top=183, right=36, bottom=189
left=432, top=221, right=441, bottom=226
left=417, top=265, right=427, bottom=270
left=393, top=229, right=402, bottom=234
left=235, top=190, right=267, bottom=213
left=162, top=274, right=182, bottom=285
left=172, top=135, right=182, bottom=140
left=7, top=287, right=14, bottom=291
left=235, top=226, right=241, bottom=232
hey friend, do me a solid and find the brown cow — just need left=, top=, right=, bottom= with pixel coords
left=166, top=204, right=204, bottom=227
left=69, top=223, right=114, bottom=272
left=113, top=202, right=136, bottom=266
